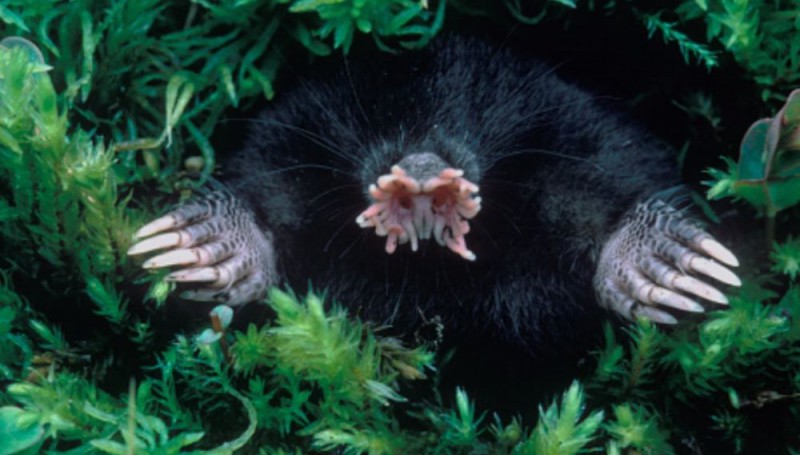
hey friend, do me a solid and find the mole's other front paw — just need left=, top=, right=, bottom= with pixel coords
left=593, top=198, right=740, bottom=324
left=127, top=191, right=277, bottom=305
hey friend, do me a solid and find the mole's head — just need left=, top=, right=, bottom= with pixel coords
left=355, top=150, right=482, bottom=261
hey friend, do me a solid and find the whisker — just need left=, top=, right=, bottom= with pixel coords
left=222, top=117, right=359, bottom=167
left=257, top=163, right=354, bottom=178
left=479, top=178, right=537, bottom=190
left=301, top=80, right=370, bottom=152
left=343, top=54, right=371, bottom=127
left=472, top=209, right=516, bottom=251
left=437, top=249, right=465, bottom=309
left=490, top=148, right=605, bottom=171
left=471, top=217, right=502, bottom=255
left=309, top=183, right=361, bottom=204
left=479, top=95, right=618, bottom=165
left=307, top=196, right=361, bottom=221
left=322, top=203, right=365, bottom=253
left=389, top=253, right=412, bottom=324
left=337, top=229, right=367, bottom=260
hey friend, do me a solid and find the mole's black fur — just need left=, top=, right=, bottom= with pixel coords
left=221, top=36, right=679, bottom=358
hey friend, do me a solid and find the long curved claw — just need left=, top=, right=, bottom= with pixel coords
left=134, top=214, right=183, bottom=240
left=594, top=197, right=740, bottom=324
left=127, top=232, right=183, bottom=256
left=129, top=191, right=278, bottom=307
left=166, top=267, right=219, bottom=283
left=698, top=238, right=739, bottom=267
left=671, top=275, right=728, bottom=305
left=143, top=248, right=200, bottom=269
left=634, top=306, right=678, bottom=325
left=647, top=287, right=704, bottom=313
left=688, top=257, right=741, bottom=287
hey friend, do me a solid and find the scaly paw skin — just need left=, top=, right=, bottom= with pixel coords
left=593, top=198, right=740, bottom=324
left=128, top=191, right=277, bottom=305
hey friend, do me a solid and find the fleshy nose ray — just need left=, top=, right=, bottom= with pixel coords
left=356, top=154, right=482, bottom=260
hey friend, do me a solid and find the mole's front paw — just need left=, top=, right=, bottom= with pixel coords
left=127, top=191, right=277, bottom=305
left=593, top=198, right=740, bottom=324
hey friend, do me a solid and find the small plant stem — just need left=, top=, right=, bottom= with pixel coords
left=210, top=313, right=231, bottom=363
left=766, top=214, right=775, bottom=248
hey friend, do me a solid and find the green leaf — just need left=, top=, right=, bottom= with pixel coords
left=355, top=18, right=372, bottom=33
left=333, top=21, right=353, bottom=50
left=0, top=37, right=43, bottom=64
left=772, top=237, right=800, bottom=280
left=289, top=0, right=334, bottom=13
left=83, top=403, right=117, bottom=424
left=28, top=320, right=67, bottom=351
left=768, top=178, right=800, bottom=211
left=605, top=404, right=673, bottom=454
left=85, top=276, right=127, bottom=325
left=738, top=118, right=769, bottom=180
left=175, top=431, right=205, bottom=447
left=89, top=440, right=127, bottom=455
left=0, top=407, right=44, bottom=455
left=728, top=388, right=741, bottom=409
left=219, top=64, right=237, bottom=107
left=0, top=6, right=30, bottom=32
left=163, top=73, right=195, bottom=146
left=196, top=328, right=222, bottom=345
left=184, top=120, right=215, bottom=186
left=79, top=10, right=97, bottom=102
left=782, top=89, right=800, bottom=124
left=526, top=381, right=604, bottom=455
left=550, top=0, right=577, bottom=8
left=773, top=150, right=800, bottom=177
left=0, top=127, right=23, bottom=154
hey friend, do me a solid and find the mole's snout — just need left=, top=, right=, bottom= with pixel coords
left=355, top=152, right=482, bottom=260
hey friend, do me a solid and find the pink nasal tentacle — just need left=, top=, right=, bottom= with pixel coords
left=356, top=165, right=481, bottom=260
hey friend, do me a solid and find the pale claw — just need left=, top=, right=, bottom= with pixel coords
left=671, top=275, right=728, bottom=305
left=134, top=215, right=184, bottom=240
left=143, top=248, right=201, bottom=269
left=127, top=233, right=183, bottom=256
left=698, top=238, right=739, bottom=267
left=689, top=257, right=741, bottom=287
left=634, top=306, right=678, bottom=325
left=594, top=197, right=740, bottom=324
left=166, top=267, right=219, bottom=283
left=648, top=287, right=704, bottom=313
left=129, top=191, right=277, bottom=306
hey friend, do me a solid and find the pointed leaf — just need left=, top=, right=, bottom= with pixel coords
left=764, top=115, right=782, bottom=171
left=89, top=440, right=127, bottom=455
left=732, top=180, right=769, bottom=210
left=774, top=151, right=800, bottom=177
left=196, top=329, right=222, bottom=345
left=783, top=89, right=800, bottom=124
left=0, top=7, right=29, bottom=32
left=768, top=178, right=800, bottom=211
left=0, top=407, right=44, bottom=455
left=0, top=126, right=22, bottom=154
left=739, top=119, right=770, bottom=179
left=784, top=126, right=800, bottom=152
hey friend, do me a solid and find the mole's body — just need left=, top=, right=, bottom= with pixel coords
left=129, top=37, right=739, bottom=358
